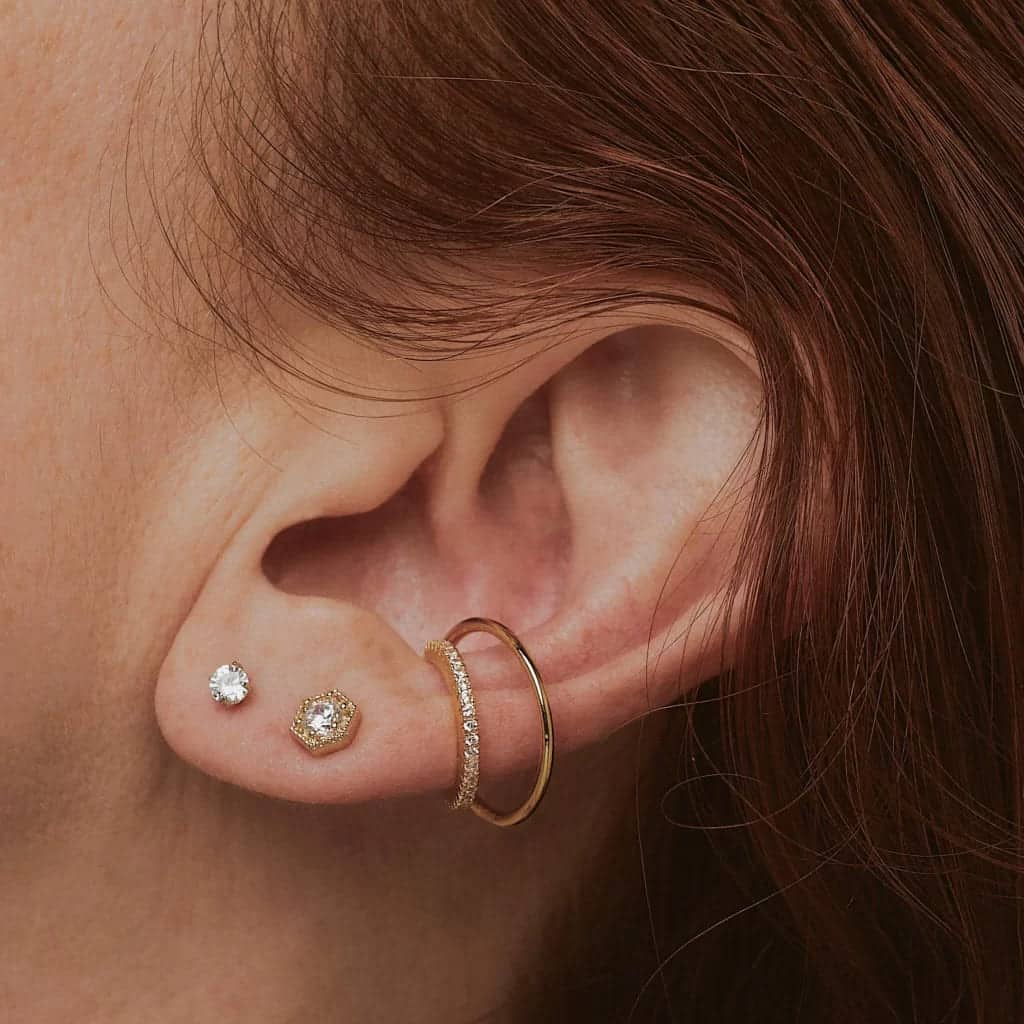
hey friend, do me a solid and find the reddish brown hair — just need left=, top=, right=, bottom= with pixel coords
left=148, top=3, right=1024, bottom=1020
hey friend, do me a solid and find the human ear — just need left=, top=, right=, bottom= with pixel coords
left=154, top=304, right=761, bottom=807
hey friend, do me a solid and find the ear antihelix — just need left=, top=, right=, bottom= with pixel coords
left=537, top=322, right=762, bottom=679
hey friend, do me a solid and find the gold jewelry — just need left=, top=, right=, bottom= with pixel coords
left=424, top=617, right=554, bottom=827
left=424, top=639, right=481, bottom=810
left=290, top=690, right=360, bottom=756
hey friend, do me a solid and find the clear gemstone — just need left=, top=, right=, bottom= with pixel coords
left=209, top=662, right=250, bottom=705
left=304, top=700, right=339, bottom=735
left=290, top=690, right=358, bottom=755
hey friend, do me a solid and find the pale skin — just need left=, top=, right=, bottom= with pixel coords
left=1, top=3, right=762, bottom=1021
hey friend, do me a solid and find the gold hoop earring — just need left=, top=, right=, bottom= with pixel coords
left=424, top=617, right=554, bottom=827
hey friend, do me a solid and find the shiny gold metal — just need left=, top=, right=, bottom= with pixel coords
left=425, top=617, right=554, bottom=827
left=424, top=638, right=481, bottom=810
left=290, top=690, right=361, bottom=756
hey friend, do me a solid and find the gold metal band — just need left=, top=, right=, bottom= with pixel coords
left=426, top=616, right=554, bottom=828
left=423, top=638, right=480, bottom=810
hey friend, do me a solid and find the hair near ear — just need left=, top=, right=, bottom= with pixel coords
left=155, top=5, right=1024, bottom=1021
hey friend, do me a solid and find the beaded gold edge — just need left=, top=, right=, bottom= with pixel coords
left=290, top=689, right=360, bottom=756
left=424, top=639, right=480, bottom=809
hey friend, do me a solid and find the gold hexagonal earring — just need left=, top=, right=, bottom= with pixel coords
left=290, top=690, right=361, bottom=756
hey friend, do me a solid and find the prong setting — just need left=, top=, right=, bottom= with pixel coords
left=209, top=662, right=251, bottom=706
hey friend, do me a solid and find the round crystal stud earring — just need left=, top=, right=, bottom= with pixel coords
left=208, top=662, right=251, bottom=706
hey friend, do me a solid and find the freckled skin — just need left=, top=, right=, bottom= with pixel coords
left=0, top=2, right=213, bottom=785
left=0, top=4, right=761, bottom=1021
left=0, top=8, right=642, bottom=1021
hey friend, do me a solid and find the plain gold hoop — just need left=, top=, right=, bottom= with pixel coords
left=425, top=617, right=554, bottom=828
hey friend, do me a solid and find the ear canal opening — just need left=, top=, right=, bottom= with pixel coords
left=259, top=319, right=759, bottom=688
left=260, top=382, right=572, bottom=647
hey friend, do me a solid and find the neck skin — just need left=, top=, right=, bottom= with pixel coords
left=2, top=707, right=638, bottom=1024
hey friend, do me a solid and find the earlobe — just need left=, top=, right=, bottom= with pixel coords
left=154, top=308, right=761, bottom=813
left=155, top=572, right=560, bottom=807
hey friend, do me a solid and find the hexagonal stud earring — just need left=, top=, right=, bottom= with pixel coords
left=290, top=690, right=361, bottom=756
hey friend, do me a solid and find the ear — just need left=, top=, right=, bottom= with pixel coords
left=154, top=302, right=761, bottom=806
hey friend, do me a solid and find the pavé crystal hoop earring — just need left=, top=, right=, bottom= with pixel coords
left=424, top=617, right=554, bottom=828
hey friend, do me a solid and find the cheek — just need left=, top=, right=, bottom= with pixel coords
left=0, top=324, right=213, bottom=713
left=0, top=3, right=220, bottom=745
